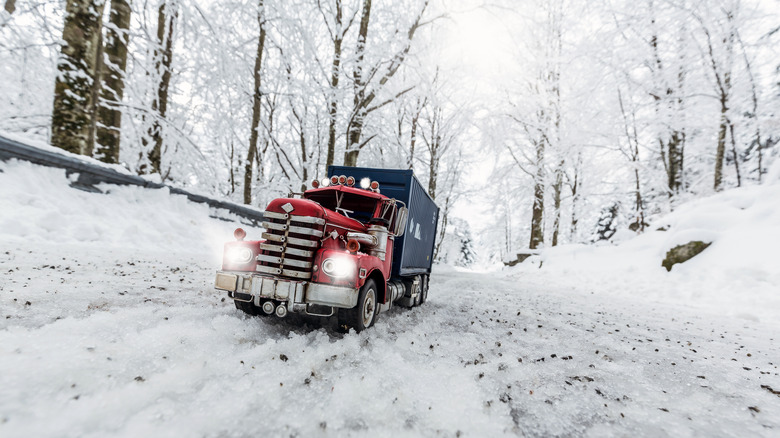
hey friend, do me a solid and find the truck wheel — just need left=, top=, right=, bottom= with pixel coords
left=419, top=275, right=429, bottom=304
left=339, top=279, right=378, bottom=332
left=234, top=299, right=260, bottom=316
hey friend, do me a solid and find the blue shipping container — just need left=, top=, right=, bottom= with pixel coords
left=328, top=166, right=440, bottom=278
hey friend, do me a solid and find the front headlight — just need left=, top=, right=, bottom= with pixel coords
left=227, top=247, right=254, bottom=264
left=321, top=257, right=355, bottom=278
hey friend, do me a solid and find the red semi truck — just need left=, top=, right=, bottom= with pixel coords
left=214, top=167, right=439, bottom=331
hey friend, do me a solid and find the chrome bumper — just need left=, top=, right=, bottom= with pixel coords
left=215, top=271, right=358, bottom=310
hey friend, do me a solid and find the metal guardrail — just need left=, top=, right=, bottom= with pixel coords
left=0, top=133, right=265, bottom=226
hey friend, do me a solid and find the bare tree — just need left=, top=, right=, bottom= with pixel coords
left=95, top=0, right=131, bottom=164
left=735, top=28, right=764, bottom=182
left=567, top=151, right=581, bottom=241
left=690, top=3, right=738, bottom=191
left=408, top=96, right=426, bottom=169
left=319, top=0, right=358, bottom=168
left=244, top=0, right=267, bottom=204
left=617, top=86, right=646, bottom=231
left=51, top=0, right=107, bottom=156
left=551, top=159, right=565, bottom=246
left=343, top=0, right=430, bottom=167
left=140, top=0, right=178, bottom=176
left=648, top=0, right=686, bottom=197
left=506, top=0, right=563, bottom=250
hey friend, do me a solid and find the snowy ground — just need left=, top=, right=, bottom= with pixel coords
left=1, top=160, right=779, bottom=437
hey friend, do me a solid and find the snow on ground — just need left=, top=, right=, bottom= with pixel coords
left=1, top=159, right=779, bottom=437
left=519, top=176, right=780, bottom=324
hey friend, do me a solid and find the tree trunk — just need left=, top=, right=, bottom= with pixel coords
left=244, top=0, right=266, bottom=205
left=529, top=139, right=545, bottom=250
left=738, top=37, right=763, bottom=182
left=87, top=20, right=105, bottom=156
left=325, top=0, right=344, bottom=169
left=433, top=195, right=449, bottom=261
left=229, top=141, right=236, bottom=195
left=713, top=103, right=728, bottom=191
left=409, top=97, right=423, bottom=169
left=95, top=0, right=131, bottom=164
left=344, top=0, right=371, bottom=168
left=51, top=0, right=106, bottom=156
left=141, top=1, right=177, bottom=175
left=426, top=106, right=441, bottom=200
left=569, top=163, right=579, bottom=241
left=667, top=132, right=683, bottom=193
left=290, top=98, right=309, bottom=192
left=551, top=161, right=563, bottom=247
left=704, top=7, right=735, bottom=192
left=728, top=121, right=741, bottom=187
left=427, top=137, right=438, bottom=200
left=633, top=167, right=644, bottom=231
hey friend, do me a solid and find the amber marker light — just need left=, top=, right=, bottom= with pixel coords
left=346, top=176, right=355, bottom=186
left=370, top=181, right=379, bottom=190
left=311, top=179, right=320, bottom=188
left=330, top=175, right=339, bottom=185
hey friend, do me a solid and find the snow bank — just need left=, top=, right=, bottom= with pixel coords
left=0, top=159, right=257, bottom=264
left=508, top=182, right=780, bottom=322
left=0, top=131, right=136, bottom=176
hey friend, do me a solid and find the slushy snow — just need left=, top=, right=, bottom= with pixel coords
left=1, top=159, right=779, bottom=437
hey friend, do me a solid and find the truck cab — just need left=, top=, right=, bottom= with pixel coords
left=214, top=167, right=439, bottom=332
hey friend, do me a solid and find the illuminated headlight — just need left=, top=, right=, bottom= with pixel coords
left=360, top=177, right=371, bottom=189
left=321, top=257, right=355, bottom=278
left=227, top=247, right=254, bottom=264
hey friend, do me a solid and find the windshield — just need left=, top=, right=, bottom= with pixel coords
left=305, top=190, right=377, bottom=223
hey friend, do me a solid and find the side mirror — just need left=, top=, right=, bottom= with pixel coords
left=394, top=207, right=408, bottom=236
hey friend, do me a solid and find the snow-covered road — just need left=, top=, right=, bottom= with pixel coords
left=2, top=241, right=778, bottom=437
left=1, top=160, right=778, bottom=437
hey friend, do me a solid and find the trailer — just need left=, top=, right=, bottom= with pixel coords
left=327, top=166, right=439, bottom=279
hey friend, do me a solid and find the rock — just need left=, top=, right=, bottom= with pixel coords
left=661, top=241, right=711, bottom=271
left=504, top=250, right=540, bottom=266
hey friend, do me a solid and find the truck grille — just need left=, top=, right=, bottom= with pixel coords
left=257, top=211, right=325, bottom=280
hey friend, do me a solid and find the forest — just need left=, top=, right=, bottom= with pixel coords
left=1, top=0, right=778, bottom=264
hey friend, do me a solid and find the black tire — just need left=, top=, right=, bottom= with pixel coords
left=338, top=279, right=378, bottom=332
left=419, top=275, right=429, bottom=304
left=413, top=278, right=422, bottom=307
left=234, top=299, right=260, bottom=316
left=407, top=275, right=422, bottom=307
